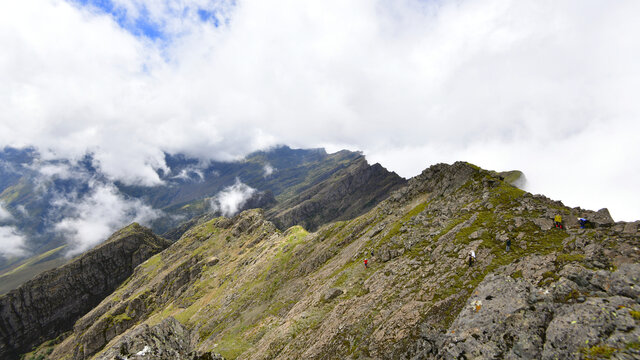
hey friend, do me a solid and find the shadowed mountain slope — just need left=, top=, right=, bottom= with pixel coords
left=0, top=224, right=170, bottom=359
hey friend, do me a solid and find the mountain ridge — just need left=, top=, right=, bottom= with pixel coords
left=13, top=161, right=638, bottom=359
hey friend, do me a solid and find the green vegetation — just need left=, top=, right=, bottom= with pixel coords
left=0, top=246, right=68, bottom=295
left=581, top=344, right=618, bottom=359
left=556, top=253, right=585, bottom=265
left=489, top=183, right=525, bottom=207
left=626, top=341, right=640, bottom=350
left=630, top=310, right=640, bottom=320
left=498, top=170, right=524, bottom=185
left=539, top=271, right=560, bottom=287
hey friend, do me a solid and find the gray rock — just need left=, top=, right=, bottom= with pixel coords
left=206, top=257, right=220, bottom=266
left=542, top=296, right=635, bottom=359
left=586, top=208, right=615, bottom=227
left=623, top=221, right=639, bottom=234
left=533, top=218, right=554, bottom=231
left=95, top=317, right=225, bottom=360
left=323, top=288, right=344, bottom=301
left=551, top=277, right=579, bottom=303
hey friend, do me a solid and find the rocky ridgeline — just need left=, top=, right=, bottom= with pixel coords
left=0, top=224, right=170, bottom=359
left=21, top=162, right=640, bottom=359
left=267, top=157, right=406, bottom=231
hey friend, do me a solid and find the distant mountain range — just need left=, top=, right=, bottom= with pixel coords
left=0, top=146, right=406, bottom=293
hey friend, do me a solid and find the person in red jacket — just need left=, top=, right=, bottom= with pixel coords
left=364, top=258, right=368, bottom=269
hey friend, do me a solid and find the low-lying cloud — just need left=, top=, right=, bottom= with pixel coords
left=210, top=179, right=257, bottom=217
left=0, top=202, right=13, bottom=221
left=263, top=163, right=275, bottom=178
left=0, top=202, right=26, bottom=257
left=53, top=182, right=161, bottom=256
left=1, top=0, right=639, bottom=220
left=0, top=226, right=26, bottom=257
left=170, top=166, right=205, bottom=182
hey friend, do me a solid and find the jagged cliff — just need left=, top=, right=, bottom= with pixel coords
left=18, top=163, right=640, bottom=359
left=0, top=224, right=170, bottom=359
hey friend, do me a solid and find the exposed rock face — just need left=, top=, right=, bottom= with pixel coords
left=418, top=264, right=640, bottom=359
left=267, top=157, right=406, bottom=231
left=95, top=317, right=224, bottom=360
left=0, top=223, right=170, bottom=359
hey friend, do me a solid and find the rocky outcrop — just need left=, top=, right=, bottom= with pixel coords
left=0, top=223, right=170, bottom=359
left=95, top=317, right=224, bottom=360
left=267, top=157, right=406, bottom=231
left=423, top=264, right=640, bottom=359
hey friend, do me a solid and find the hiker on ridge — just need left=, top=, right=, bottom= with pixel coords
left=506, top=238, right=511, bottom=252
left=554, top=214, right=563, bottom=229
left=579, top=218, right=588, bottom=229
left=364, top=258, right=368, bottom=269
left=468, top=250, right=476, bottom=267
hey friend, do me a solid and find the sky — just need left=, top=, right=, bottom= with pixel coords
left=1, top=0, right=639, bottom=222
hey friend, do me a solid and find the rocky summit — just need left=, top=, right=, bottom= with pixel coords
left=8, top=162, right=640, bottom=360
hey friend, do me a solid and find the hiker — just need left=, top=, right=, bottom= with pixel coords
left=579, top=218, right=588, bottom=229
left=506, top=238, right=511, bottom=252
left=469, top=250, right=476, bottom=267
left=364, top=258, right=368, bottom=269
left=554, top=214, right=563, bottom=229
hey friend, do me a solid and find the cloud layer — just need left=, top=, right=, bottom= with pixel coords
left=52, top=181, right=161, bottom=256
left=210, top=180, right=257, bottom=217
left=0, top=202, right=26, bottom=257
left=1, top=0, right=639, bottom=220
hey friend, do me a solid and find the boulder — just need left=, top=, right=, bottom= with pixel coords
left=323, top=288, right=344, bottom=302
left=586, top=208, right=615, bottom=227
left=623, top=221, right=639, bottom=234
left=533, top=218, right=554, bottom=230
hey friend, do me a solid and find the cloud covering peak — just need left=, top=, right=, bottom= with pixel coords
left=1, top=0, right=639, bottom=220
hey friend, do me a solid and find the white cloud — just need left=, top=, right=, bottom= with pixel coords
left=53, top=181, right=161, bottom=256
left=16, top=205, right=29, bottom=216
left=0, top=226, right=26, bottom=257
left=0, top=202, right=13, bottom=221
left=31, top=162, right=76, bottom=180
left=263, top=163, right=275, bottom=177
left=210, top=179, right=256, bottom=217
left=0, top=0, right=639, bottom=220
left=0, top=203, right=26, bottom=257
left=170, top=166, right=204, bottom=182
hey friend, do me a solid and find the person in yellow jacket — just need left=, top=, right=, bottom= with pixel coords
left=554, top=215, right=563, bottom=229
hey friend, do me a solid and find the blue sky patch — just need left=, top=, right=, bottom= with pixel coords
left=67, top=0, right=162, bottom=40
